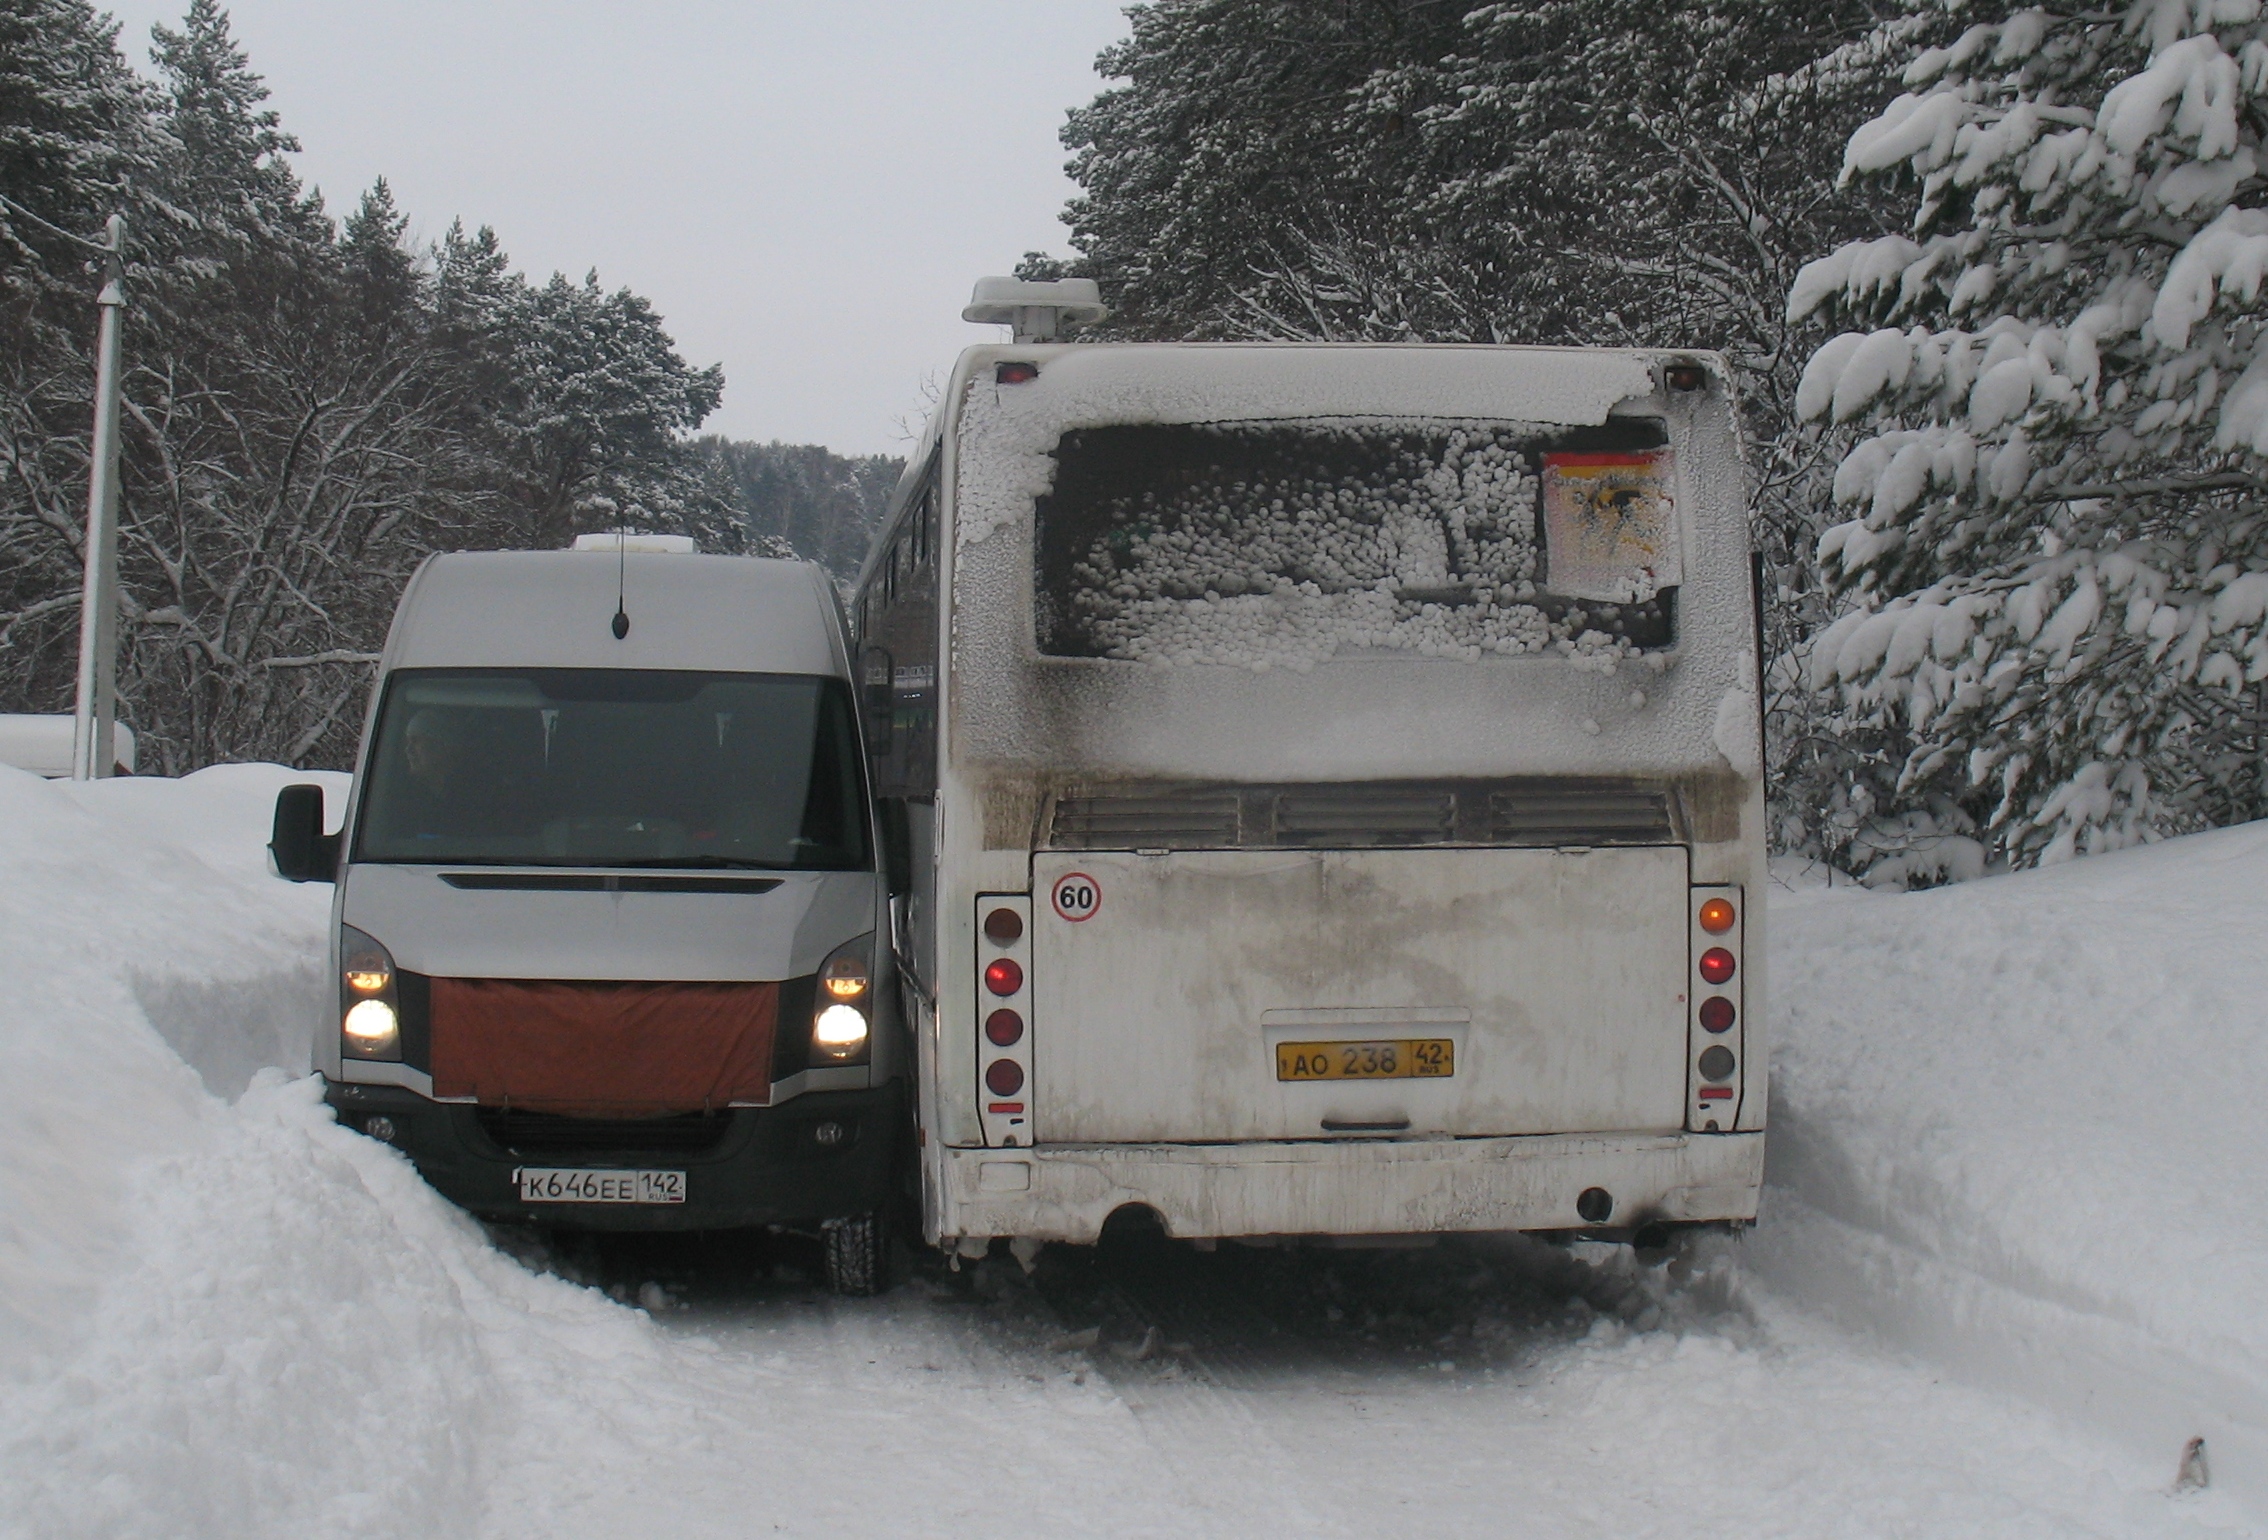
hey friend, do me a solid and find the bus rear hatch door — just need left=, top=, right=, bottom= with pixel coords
left=1028, top=847, right=1689, bottom=1145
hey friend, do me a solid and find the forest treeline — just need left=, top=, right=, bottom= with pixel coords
left=0, top=0, right=895, bottom=773
left=1029, top=0, right=2268, bottom=877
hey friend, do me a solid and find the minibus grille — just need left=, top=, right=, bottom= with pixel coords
left=1044, top=780, right=1678, bottom=850
left=475, top=1108, right=733, bottom=1157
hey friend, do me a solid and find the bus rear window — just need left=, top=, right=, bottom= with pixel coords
left=1033, top=420, right=1677, bottom=667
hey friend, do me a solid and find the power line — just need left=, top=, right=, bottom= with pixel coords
left=0, top=191, right=119, bottom=256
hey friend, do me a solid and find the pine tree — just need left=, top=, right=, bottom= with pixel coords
left=492, top=271, right=727, bottom=550
left=1792, top=0, right=2268, bottom=869
left=148, top=0, right=309, bottom=246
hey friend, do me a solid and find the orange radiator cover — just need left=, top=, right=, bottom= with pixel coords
left=430, top=978, right=779, bottom=1115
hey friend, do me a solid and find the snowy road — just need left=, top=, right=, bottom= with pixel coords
left=453, top=1225, right=2234, bottom=1540
left=2, top=767, right=2261, bottom=1538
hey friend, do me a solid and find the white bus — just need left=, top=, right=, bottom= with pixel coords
left=858, top=281, right=1764, bottom=1259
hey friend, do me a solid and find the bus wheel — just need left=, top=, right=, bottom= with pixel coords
left=823, top=1211, right=887, bottom=1296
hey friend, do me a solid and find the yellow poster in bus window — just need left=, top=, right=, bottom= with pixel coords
left=1540, top=450, right=1680, bottom=603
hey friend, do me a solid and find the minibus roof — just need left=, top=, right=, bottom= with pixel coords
left=383, top=551, right=847, bottom=678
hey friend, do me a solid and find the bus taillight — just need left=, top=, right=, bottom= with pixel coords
left=1689, top=886, right=1745, bottom=1131
left=975, top=894, right=1035, bottom=1148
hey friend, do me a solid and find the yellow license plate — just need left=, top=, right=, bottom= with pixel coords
left=1275, top=1039, right=1454, bottom=1081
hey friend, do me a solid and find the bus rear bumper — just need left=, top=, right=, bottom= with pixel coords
left=933, top=1130, right=1763, bottom=1246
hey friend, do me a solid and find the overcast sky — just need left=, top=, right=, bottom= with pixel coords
left=95, top=1, right=1132, bottom=457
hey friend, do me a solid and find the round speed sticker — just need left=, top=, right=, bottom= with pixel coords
left=1051, top=872, right=1101, bottom=922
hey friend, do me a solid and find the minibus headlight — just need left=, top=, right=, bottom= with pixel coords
left=339, top=924, right=403, bottom=1062
left=814, top=1003, right=869, bottom=1057
left=344, top=998, right=400, bottom=1052
left=820, top=951, right=869, bottom=1002
left=810, top=934, right=875, bottom=1065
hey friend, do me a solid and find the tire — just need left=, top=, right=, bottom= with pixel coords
left=823, top=1211, right=887, bottom=1296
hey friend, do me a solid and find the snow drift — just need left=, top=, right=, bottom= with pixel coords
left=0, top=766, right=664, bottom=1540
left=1757, top=827, right=2268, bottom=1502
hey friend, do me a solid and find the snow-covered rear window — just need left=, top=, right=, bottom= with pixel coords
left=1034, top=420, right=1676, bottom=669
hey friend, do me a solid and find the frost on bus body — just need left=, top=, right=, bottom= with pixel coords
left=860, top=316, right=1766, bottom=1257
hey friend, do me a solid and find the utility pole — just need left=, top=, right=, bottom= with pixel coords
left=71, top=213, right=126, bottom=781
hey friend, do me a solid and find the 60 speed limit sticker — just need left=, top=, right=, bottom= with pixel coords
left=1051, top=872, right=1101, bottom=922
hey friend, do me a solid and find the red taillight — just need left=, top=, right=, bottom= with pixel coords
left=984, top=958, right=1023, bottom=996
left=1698, top=897, right=1736, bottom=934
left=1698, top=996, right=1735, bottom=1032
left=996, top=361, right=1039, bottom=384
left=1698, top=947, right=1736, bottom=985
left=985, top=1058, right=1025, bottom=1095
left=983, top=907, right=1024, bottom=945
left=985, top=1008, right=1024, bottom=1046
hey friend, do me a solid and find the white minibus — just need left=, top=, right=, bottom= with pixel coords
left=859, top=282, right=1764, bottom=1258
left=271, top=540, right=902, bottom=1293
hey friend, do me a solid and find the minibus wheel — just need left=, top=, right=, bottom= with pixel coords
left=822, top=1211, right=887, bottom=1296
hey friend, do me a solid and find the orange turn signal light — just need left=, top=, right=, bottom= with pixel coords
left=1698, top=897, right=1736, bottom=934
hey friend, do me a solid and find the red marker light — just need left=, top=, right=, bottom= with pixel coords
left=985, top=1008, right=1025, bottom=1046
left=985, top=1059, right=1025, bottom=1096
left=1698, top=1086, right=1734, bottom=1101
left=996, top=361, right=1040, bottom=384
left=1698, top=947, right=1736, bottom=985
left=1698, top=996, right=1735, bottom=1033
left=984, top=958, right=1023, bottom=996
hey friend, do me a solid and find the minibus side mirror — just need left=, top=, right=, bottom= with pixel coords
left=270, top=783, right=340, bottom=882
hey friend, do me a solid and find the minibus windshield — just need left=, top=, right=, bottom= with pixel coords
left=353, top=669, right=870, bottom=870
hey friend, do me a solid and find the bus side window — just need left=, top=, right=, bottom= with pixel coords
left=861, top=645, right=894, bottom=755
left=877, top=797, right=913, bottom=895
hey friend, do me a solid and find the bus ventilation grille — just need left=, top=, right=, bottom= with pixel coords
left=1488, top=784, right=1673, bottom=843
left=475, top=1108, right=733, bottom=1156
left=1274, top=789, right=1455, bottom=846
left=1048, top=793, right=1240, bottom=849
left=1045, top=780, right=1678, bottom=850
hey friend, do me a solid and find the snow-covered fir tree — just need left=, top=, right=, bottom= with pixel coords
left=1793, top=0, right=2268, bottom=871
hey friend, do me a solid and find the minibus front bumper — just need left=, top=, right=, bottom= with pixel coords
left=931, top=1129, right=1763, bottom=1246
left=324, top=1077, right=904, bottom=1232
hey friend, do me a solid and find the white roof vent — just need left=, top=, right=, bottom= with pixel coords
left=570, top=532, right=697, bottom=554
left=962, top=276, right=1108, bottom=343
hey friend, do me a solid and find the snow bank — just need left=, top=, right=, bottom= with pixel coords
left=0, top=767, right=663, bottom=1540
left=1756, top=826, right=2268, bottom=1501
